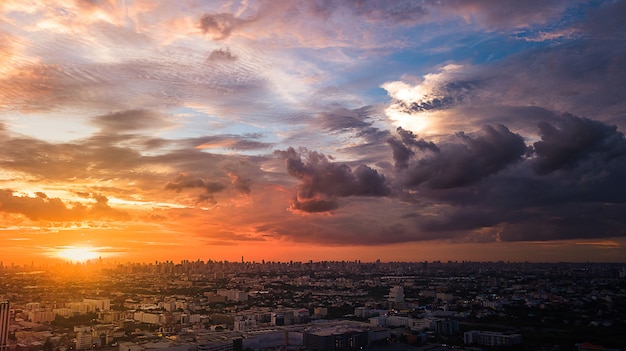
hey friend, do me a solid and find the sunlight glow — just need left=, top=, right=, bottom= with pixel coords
left=53, top=246, right=101, bottom=262
left=382, top=80, right=434, bottom=134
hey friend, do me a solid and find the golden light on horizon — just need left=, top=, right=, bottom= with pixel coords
left=53, top=246, right=101, bottom=263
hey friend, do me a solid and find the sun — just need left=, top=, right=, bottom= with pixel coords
left=54, top=246, right=101, bottom=262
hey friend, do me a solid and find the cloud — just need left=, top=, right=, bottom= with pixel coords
left=227, top=171, right=251, bottom=195
left=400, top=124, right=527, bottom=189
left=3, top=0, right=626, bottom=257
left=275, top=147, right=391, bottom=212
left=396, top=113, right=626, bottom=243
left=0, top=189, right=129, bottom=221
left=207, top=48, right=238, bottom=62
left=91, top=109, right=173, bottom=133
left=189, top=135, right=273, bottom=151
left=0, top=46, right=269, bottom=115
left=199, top=13, right=247, bottom=40
left=312, top=0, right=574, bottom=30
left=316, top=107, right=372, bottom=132
left=577, top=0, right=626, bottom=40
left=532, top=114, right=626, bottom=175
left=312, top=0, right=429, bottom=25
left=496, top=203, right=626, bottom=242
left=387, top=127, right=439, bottom=170
left=416, top=11, right=625, bottom=129
left=0, top=124, right=264, bottom=208
left=442, top=0, right=578, bottom=30
left=165, top=173, right=226, bottom=204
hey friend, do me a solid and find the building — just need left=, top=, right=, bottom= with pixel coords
left=432, top=319, right=459, bottom=335
left=313, top=307, right=328, bottom=318
left=0, top=301, right=9, bottom=351
left=388, top=286, right=404, bottom=304
left=304, top=329, right=368, bottom=351
left=133, top=311, right=163, bottom=325
left=354, top=307, right=386, bottom=319
left=464, top=330, right=523, bottom=346
left=92, top=324, right=116, bottom=347
left=75, top=326, right=94, bottom=350
left=436, top=292, right=453, bottom=303
left=197, top=342, right=234, bottom=351
left=24, top=303, right=40, bottom=312
left=83, top=299, right=111, bottom=312
left=216, top=289, right=248, bottom=302
left=28, top=311, right=56, bottom=323
left=303, top=322, right=372, bottom=351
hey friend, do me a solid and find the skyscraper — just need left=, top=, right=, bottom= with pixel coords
left=0, top=301, right=9, bottom=351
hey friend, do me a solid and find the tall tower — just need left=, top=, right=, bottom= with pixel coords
left=0, top=301, right=10, bottom=351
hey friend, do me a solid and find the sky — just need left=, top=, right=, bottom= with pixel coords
left=1, top=0, right=626, bottom=265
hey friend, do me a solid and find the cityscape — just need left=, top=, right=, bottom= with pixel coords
left=2, top=1, right=626, bottom=351
left=1, top=259, right=626, bottom=351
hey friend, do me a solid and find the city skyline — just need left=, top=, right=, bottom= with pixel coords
left=1, top=1, right=626, bottom=265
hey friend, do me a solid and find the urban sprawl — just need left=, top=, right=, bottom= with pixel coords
left=1, top=260, right=625, bottom=351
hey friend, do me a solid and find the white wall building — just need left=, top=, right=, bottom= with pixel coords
left=388, top=286, right=404, bottom=304
left=75, top=326, right=93, bottom=350
left=216, top=289, right=248, bottom=302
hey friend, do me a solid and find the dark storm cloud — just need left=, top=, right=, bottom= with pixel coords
left=417, top=206, right=505, bottom=234
left=292, top=197, right=339, bottom=213
left=396, top=127, right=439, bottom=152
left=398, top=114, right=626, bottom=243
left=165, top=173, right=226, bottom=204
left=532, top=114, right=626, bottom=175
left=387, top=127, right=439, bottom=170
left=275, top=147, right=391, bottom=212
left=199, top=13, right=246, bottom=40
left=387, top=138, right=413, bottom=170
left=401, top=124, right=527, bottom=189
left=496, top=203, right=626, bottom=242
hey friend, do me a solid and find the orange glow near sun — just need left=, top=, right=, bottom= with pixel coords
left=54, top=246, right=101, bottom=262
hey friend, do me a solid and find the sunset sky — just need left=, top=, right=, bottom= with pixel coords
left=1, top=0, right=626, bottom=265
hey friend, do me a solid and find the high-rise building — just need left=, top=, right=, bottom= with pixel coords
left=388, top=286, right=404, bottom=304
left=0, top=301, right=10, bottom=351
left=74, top=326, right=93, bottom=350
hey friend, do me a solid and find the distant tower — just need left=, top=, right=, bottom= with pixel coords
left=0, top=301, right=10, bottom=351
